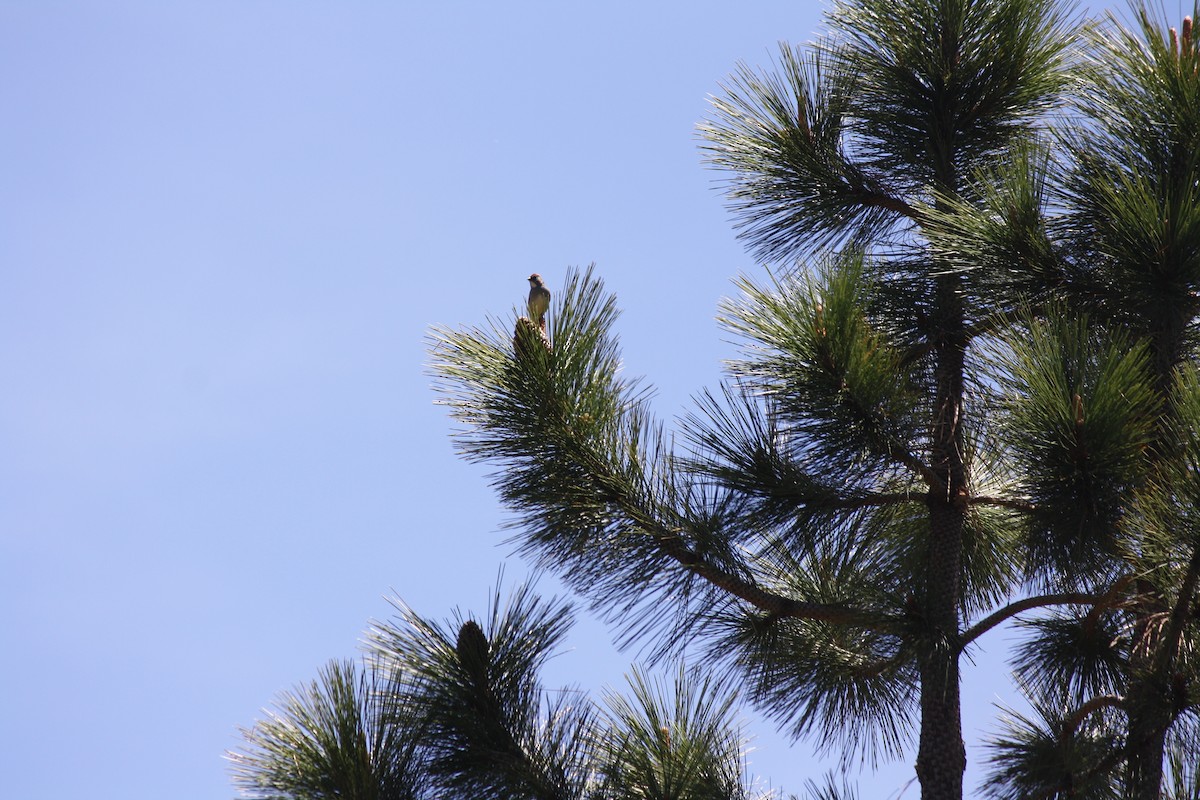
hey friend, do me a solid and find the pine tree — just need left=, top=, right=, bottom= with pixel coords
left=429, top=2, right=1077, bottom=799
left=925, top=3, right=1200, bottom=797
left=235, top=2, right=1200, bottom=798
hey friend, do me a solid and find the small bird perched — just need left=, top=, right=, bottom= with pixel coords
left=527, top=273, right=551, bottom=330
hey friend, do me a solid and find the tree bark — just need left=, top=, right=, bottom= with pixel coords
left=1123, top=685, right=1168, bottom=800
left=916, top=501, right=967, bottom=800
left=1122, top=309, right=1197, bottom=800
left=915, top=276, right=968, bottom=800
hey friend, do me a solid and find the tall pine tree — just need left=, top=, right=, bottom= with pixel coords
left=430, top=2, right=1075, bottom=798
left=927, top=3, right=1200, bottom=797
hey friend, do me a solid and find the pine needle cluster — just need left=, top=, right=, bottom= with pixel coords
left=230, top=581, right=778, bottom=800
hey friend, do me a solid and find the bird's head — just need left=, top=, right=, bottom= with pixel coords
left=528, top=273, right=543, bottom=287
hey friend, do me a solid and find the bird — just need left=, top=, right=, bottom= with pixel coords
left=527, top=273, right=551, bottom=330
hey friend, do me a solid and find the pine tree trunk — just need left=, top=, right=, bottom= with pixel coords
left=1125, top=543, right=1200, bottom=799
left=916, top=501, right=967, bottom=800
left=1123, top=575, right=1168, bottom=800
left=915, top=278, right=968, bottom=800
left=1122, top=319, right=1194, bottom=800
left=1123, top=687, right=1168, bottom=800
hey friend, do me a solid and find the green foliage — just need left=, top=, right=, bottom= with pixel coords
left=596, top=667, right=772, bottom=800
left=680, top=383, right=864, bottom=530
left=229, top=660, right=427, bottom=800
left=700, top=0, right=1074, bottom=264
left=366, top=582, right=594, bottom=800
left=922, top=138, right=1074, bottom=317
left=430, top=267, right=703, bottom=637
left=989, top=313, right=1159, bottom=585
left=982, top=700, right=1122, bottom=800
left=699, top=44, right=903, bottom=258
left=951, top=8, right=1200, bottom=797
left=827, top=0, right=1073, bottom=187
left=1061, top=2, right=1200, bottom=341
left=717, top=253, right=924, bottom=482
left=1012, top=611, right=1127, bottom=701
left=233, top=583, right=778, bottom=800
left=1149, top=365, right=1200, bottom=523
left=716, top=611, right=918, bottom=765
left=1165, top=730, right=1200, bottom=800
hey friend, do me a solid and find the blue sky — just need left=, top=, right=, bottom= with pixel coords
left=0, top=2, right=1137, bottom=798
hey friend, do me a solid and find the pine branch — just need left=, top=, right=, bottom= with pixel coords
left=983, top=680, right=1135, bottom=800
left=1062, top=694, right=1125, bottom=742
left=713, top=607, right=918, bottom=764
left=808, top=491, right=922, bottom=511
left=646, top=522, right=894, bottom=630
left=891, top=446, right=942, bottom=490
left=859, top=190, right=920, bottom=219
left=968, top=495, right=1037, bottom=513
left=366, top=582, right=594, bottom=800
left=717, top=254, right=929, bottom=486
left=699, top=43, right=918, bottom=261
left=597, top=667, right=771, bottom=800
left=1021, top=699, right=1185, bottom=800
left=228, top=659, right=428, bottom=800
left=828, top=0, right=1074, bottom=188
left=960, top=591, right=1105, bottom=651
left=1155, top=541, right=1200, bottom=672
left=991, top=311, right=1160, bottom=585
left=965, top=571, right=1138, bottom=655
left=431, top=267, right=897, bottom=648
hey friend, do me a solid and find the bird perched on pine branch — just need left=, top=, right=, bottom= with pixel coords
left=515, top=274, right=553, bottom=359
left=527, top=273, right=551, bottom=330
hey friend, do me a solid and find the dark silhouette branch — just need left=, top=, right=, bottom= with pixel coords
left=1062, top=694, right=1126, bottom=740
left=574, top=439, right=899, bottom=634
left=1083, top=574, right=1136, bottom=634
left=890, top=444, right=942, bottom=489
left=967, top=495, right=1036, bottom=513
left=858, top=187, right=921, bottom=221
left=961, top=573, right=1138, bottom=650
left=959, top=592, right=1101, bottom=651
left=1155, top=542, right=1200, bottom=672
left=1030, top=695, right=1184, bottom=800
left=806, top=491, right=920, bottom=511
left=649, top=525, right=896, bottom=632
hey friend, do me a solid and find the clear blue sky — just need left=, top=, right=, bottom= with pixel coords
left=0, top=2, right=1137, bottom=798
